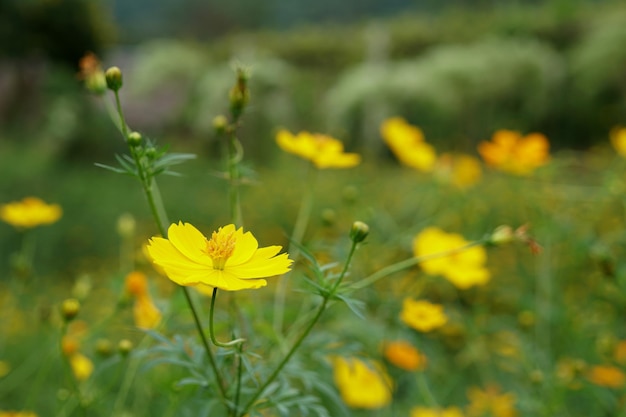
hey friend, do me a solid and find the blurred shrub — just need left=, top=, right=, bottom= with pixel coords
left=324, top=38, right=565, bottom=151
left=568, top=10, right=626, bottom=136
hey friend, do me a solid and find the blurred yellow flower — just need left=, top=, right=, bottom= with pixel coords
left=0, top=412, right=38, bottom=417
left=614, top=340, right=626, bottom=365
left=332, top=356, right=393, bottom=409
left=383, top=340, right=427, bottom=371
left=69, top=352, right=94, bottom=381
left=380, top=117, right=437, bottom=172
left=610, top=126, right=626, bottom=157
left=0, top=197, right=62, bottom=228
left=147, top=222, right=292, bottom=291
left=467, top=386, right=518, bottom=417
left=413, top=227, right=490, bottom=290
left=411, top=406, right=464, bottom=417
left=400, top=298, right=447, bottom=332
left=587, top=365, right=626, bottom=388
left=0, top=361, right=10, bottom=378
left=477, top=129, right=549, bottom=175
left=276, top=129, right=361, bottom=169
left=435, top=154, right=482, bottom=189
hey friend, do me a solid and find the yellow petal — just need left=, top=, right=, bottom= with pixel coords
left=167, top=222, right=213, bottom=267
left=227, top=250, right=292, bottom=279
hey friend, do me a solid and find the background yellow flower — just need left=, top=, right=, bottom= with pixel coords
left=0, top=197, right=62, bottom=228
left=148, top=222, right=292, bottom=291
left=332, top=356, right=393, bottom=409
left=587, top=365, right=626, bottom=388
left=610, top=126, right=626, bottom=157
left=276, top=129, right=360, bottom=169
left=400, top=298, right=448, bottom=332
left=467, top=386, right=517, bottom=417
left=410, top=406, right=465, bottom=417
left=380, top=117, right=437, bottom=172
left=413, top=227, right=490, bottom=289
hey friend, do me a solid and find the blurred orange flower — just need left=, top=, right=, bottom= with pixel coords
left=467, top=385, right=518, bottom=417
left=148, top=222, right=292, bottom=291
left=0, top=197, right=62, bottom=229
left=383, top=340, right=427, bottom=371
left=0, top=412, right=38, bottom=417
left=477, top=129, right=549, bottom=175
left=276, top=129, right=361, bottom=169
left=400, top=298, right=447, bottom=332
left=410, top=406, right=464, bottom=417
left=380, top=117, right=437, bottom=172
left=332, top=356, right=393, bottom=409
left=413, top=227, right=490, bottom=289
left=610, top=126, right=626, bottom=157
left=587, top=365, right=626, bottom=388
left=125, top=272, right=162, bottom=329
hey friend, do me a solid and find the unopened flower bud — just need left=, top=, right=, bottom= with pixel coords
left=229, top=86, right=250, bottom=119
left=489, top=225, right=514, bottom=245
left=127, top=131, right=142, bottom=147
left=95, top=338, right=114, bottom=358
left=116, top=213, right=136, bottom=238
left=85, top=72, right=107, bottom=95
left=118, top=339, right=133, bottom=356
left=145, top=147, right=157, bottom=159
left=321, top=208, right=337, bottom=226
left=350, top=221, right=369, bottom=243
left=61, top=298, right=80, bottom=322
left=213, top=115, right=229, bottom=135
left=105, top=66, right=123, bottom=91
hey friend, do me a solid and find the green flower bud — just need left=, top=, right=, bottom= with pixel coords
left=350, top=221, right=369, bottom=243
left=105, top=66, right=123, bottom=91
left=85, top=72, right=107, bottom=95
left=61, top=298, right=80, bottom=322
left=127, top=131, right=143, bottom=147
left=213, top=115, right=229, bottom=135
left=95, top=338, right=114, bottom=358
left=118, top=339, right=133, bottom=356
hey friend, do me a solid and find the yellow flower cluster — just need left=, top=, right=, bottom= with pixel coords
left=466, top=386, right=518, bottom=417
left=331, top=356, right=392, bottom=409
left=61, top=328, right=94, bottom=381
left=477, top=129, right=550, bottom=175
left=148, top=222, right=292, bottom=292
left=414, top=227, right=490, bottom=289
left=0, top=197, right=62, bottom=229
left=276, top=129, right=361, bottom=169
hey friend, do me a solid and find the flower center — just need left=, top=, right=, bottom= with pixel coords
left=205, top=229, right=236, bottom=270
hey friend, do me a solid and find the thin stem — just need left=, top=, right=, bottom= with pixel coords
left=239, top=240, right=359, bottom=417
left=273, top=165, right=317, bottom=335
left=350, top=240, right=486, bottom=290
left=233, top=344, right=244, bottom=417
left=227, top=132, right=244, bottom=228
left=209, top=288, right=246, bottom=348
left=182, top=287, right=229, bottom=397
left=113, top=90, right=129, bottom=140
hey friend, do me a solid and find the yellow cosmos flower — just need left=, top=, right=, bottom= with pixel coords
left=383, top=340, right=427, bottom=371
left=610, top=126, right=626, bottom=158
left=467, top=386, right=518, bottom=417
left=435, top=154, right=482, bottom=189
left=587, top=365, right=626, bottom=388
left=477, top=129, right=549, bottom=175
left=414, top=227, right=490, bottom=290
left=147, top=222, right=292, bottom=291
left=0, top=197, right=62, bottom=229
left=380, top=117, right=437, bottom=172
left=332, top=356, right=393, bottom=409
left=276, top=129, right=361, bottom=169
left=69, top=352, right=94, bottom=381
left=410, top=406, right=464, bottom=417
left=400, top=298, right=447, bottom=332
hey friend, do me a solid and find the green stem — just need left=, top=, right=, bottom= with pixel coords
left=209, top=288, right=246, bottom=348
left=227, top=132, right=244, bottom=227
left=350, top=240, right=486, bottom=290
left=182, top=287, right=229, bottom=397
left=273, top=166, right=317, bottom=335
left=239, top=240, right=359, bottom=417
left=109, top=88, right=227, bottom=402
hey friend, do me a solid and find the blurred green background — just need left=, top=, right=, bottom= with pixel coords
left=2, top=0, right=626, bottom=273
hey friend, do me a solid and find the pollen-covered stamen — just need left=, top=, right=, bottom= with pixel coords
left=205, top=228, right=236, bottom=270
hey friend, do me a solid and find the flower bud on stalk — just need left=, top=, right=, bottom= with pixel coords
left=105, top=66, right=123, bottom=92
left=229, top=69, right=250, bottom=120
left=61, top=298, right=80, bottom=322
left=127, top=131, right=143, bottom=148
left=350, top=221, right=369, bottom=243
